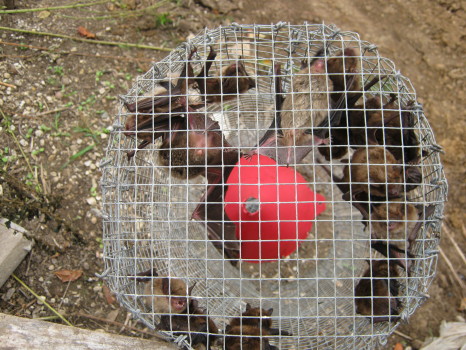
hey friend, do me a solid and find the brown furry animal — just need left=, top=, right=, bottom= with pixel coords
left=355, top=260, right=400, bottom=323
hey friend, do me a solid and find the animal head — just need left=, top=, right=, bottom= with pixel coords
left=372, top=202, right=406, bottom=234
left=367, top=149, right=403, bottom=198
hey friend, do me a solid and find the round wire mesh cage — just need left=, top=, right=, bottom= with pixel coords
left=100, top=23, right=448, bottom=349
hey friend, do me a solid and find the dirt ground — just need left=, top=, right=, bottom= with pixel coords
left=0, top=0, right=464, bottom=349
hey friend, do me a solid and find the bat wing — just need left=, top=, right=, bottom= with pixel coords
left=125, top=87, right=182, bottom=113
left=191, top=165, right=240, bottom=261
left=407, top=205, right=436, bottom=244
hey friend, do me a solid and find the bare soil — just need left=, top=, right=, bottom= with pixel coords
left=0, top=0, right=464, bottom=349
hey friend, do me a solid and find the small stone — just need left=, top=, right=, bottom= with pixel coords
left=38, top=277, right=44, bottom=282
left=61, top=77, right=72, bottom=85
left=55, top=91, right=63, bottom=99
left=93, top=285, right=102, bottom=292
left=48, top=265, right=55, bottom=271
left=37, top=296, right=46, bottom=305
left=86, top=197, right=97, bottom=206
left=3, top=72, right=11, bottom=79
left=35, top=129, right=43, bottom=137
left=50, top=298, right=56, bottom=303
left=83, top=262, right=90, bottom=270
left=89, top=208, right=102, bottom=217
left=70, top=47, right=78, bottom=52
left=3, top=288, right=15, bottom=301
left=90, top=216, right=97, bottom=224
left=19, top=139, right=28, bottom=147
left=76, top=138, right=83, bottom=145
left=99, top=87, right=106, bottom=95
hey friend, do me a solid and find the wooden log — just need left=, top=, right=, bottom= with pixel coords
left=0, top=313, right=177, bottom=350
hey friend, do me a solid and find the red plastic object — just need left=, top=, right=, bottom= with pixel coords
left=224, top=154, right=326, bottom=262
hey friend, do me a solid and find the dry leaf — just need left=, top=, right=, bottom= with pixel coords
left=394, top=343, right=403, bottom=350
left=77, top=26, right=96, bottom=39
left=37, top=11, right=50, bottom=19
left=103, top=284, right=116, bottom=305
left=54, top=269, right=83, bottom=282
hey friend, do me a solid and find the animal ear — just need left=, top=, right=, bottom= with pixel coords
left=245, top=303, right=251, bottom=311
left=188, top=282, right=197, bottom=296
left=265, top=308, right=273, bottom=316
left=367, top=129, right=379, bottom=145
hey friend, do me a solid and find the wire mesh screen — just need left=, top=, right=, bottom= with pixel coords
left=100, top=23, right=447, bottom=349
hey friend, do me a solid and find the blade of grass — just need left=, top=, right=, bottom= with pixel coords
left=61, top=144, right=96, bottom=169
left=12, top=274, right=73, bottom=327
left=0, top=26, right=172, bottom=51
left=0, top=0, right=109, bottom=14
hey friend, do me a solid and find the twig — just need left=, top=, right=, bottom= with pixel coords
left=0, top=26, right=172, bottom=51
left=25, top=247, right=34, bottom=275
left=75, top=312, right=167, bottom=340
left=439, top=247, right=466, bottom=296
left=0, top=54, right=35, bottom=59
left=12, top=274, right=74, bottom=327
left=0, top=81, right=16, bottom=88
left=57, top=0, right=169, bottom=20
left=0, top=0, right=109, bottom=14
left=0, top=108, right=43, bottom=193
left=34, top=106, right=71, bottom=117
left=58, top=281, right=72, bottom=310
left=443, top=224, right=466, bottom=266
left=394, top=330, right=413, bottom=341
left=0, top=40, right=155, bottom=62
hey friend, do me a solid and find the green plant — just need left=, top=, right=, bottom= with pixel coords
left=25, top=128, right=34, bottom=139
left=51, top=112, right=71, bottom=137
left=103, top=80, right=115, bottom=89
left=48, top=65, right=64, bottom=76
left=155, top=13, right=172, bottom=27
left=90, top=186, right=98, bottom=197
left=77, top=94, right=97, bottom=111
left=40, top=125, right=52, bottom=132
left=95, top=70, right=104, bottom=82
left=31, top=148, right=45, bottom=156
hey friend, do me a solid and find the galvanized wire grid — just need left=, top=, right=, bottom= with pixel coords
left=100, top=23, right=447, bottom=349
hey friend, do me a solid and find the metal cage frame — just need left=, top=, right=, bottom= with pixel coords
left=100, top=23, right=447, bottom=349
